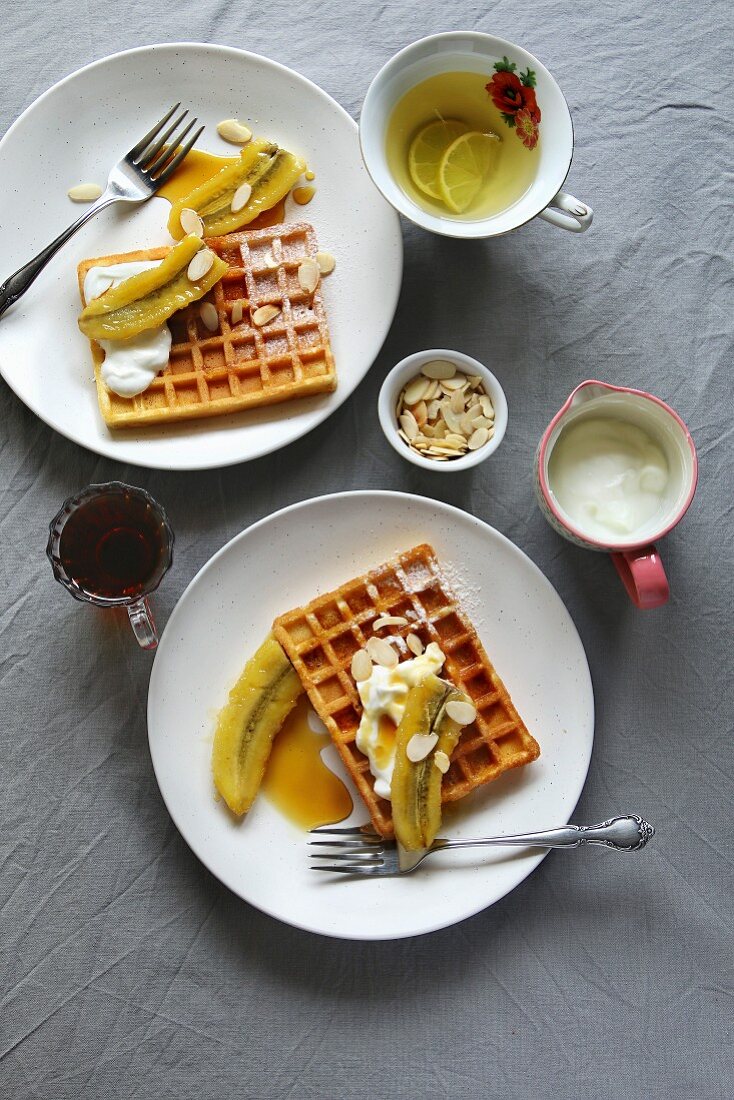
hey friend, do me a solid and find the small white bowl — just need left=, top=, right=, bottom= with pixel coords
left=378, top=349, right=508, bottom=472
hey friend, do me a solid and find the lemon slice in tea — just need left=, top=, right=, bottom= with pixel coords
left=408, top=119, right=468, bottom=200
left=438, top=131, right=500, bottom=214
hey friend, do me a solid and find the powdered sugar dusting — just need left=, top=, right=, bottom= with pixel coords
left=436, top=555, right=484, bottom=627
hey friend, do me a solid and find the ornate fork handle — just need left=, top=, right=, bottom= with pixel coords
left=0, top=191, right=120, bottom=318
left=434, top=815, right=654, bottom=854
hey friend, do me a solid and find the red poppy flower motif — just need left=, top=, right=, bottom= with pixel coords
left=515, top=108, right=540, bottom=149
left=486, top=70, right=525, bottom=114
left=520, top=85, right=541, bottom=124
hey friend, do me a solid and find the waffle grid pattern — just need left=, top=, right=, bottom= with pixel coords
left=78, top=222, right=336, bottom=428
left=273, top=544, right=540, bottom=837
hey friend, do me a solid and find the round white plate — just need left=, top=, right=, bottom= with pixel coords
left=148, top=491, right=594, bottom=940
left=0, top=43, right=402, bottom=470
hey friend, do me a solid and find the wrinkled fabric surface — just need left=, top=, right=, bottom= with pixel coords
left=1, top=2, right=732, bottom=1098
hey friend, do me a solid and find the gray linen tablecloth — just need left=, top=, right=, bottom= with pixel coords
left=1, top=2, right=732, bottom=1097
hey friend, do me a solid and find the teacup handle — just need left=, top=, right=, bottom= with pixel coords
left=127, top=596, right=158, bottom=649
left=538, top=190, right=593, bottom=233
left=611, top=546, right=669, bottom=610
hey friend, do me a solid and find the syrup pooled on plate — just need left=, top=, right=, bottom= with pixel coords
left=57, top=488, right=168, bottom=601
left=262, top=696, right=353, bottom=829
left=158, top=147, right=288, bottom=229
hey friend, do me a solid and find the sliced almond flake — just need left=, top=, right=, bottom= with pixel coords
left=433, top=420, right=448, bottom=438
left=449, top=389, right=466, bottom=414
left=366, top=636, right=398, bottom=668
left=467, top=392, right=481, bottom=407
left=199, top=302, right=219, bottom=332
left=252, top=303, right=281, bottom=326
left=434, top=750, right=451, bottom=774
left=263, top=250, right=280, bottom=270
left=406, top=632, right=424, bottom=656
left=373, top=615, right=409, bottom=630
left=315, top=250, right=336, bottom=275
left=350, top=649, right=373, bottom=682
left=399, top=411, right=419, bottom=440
left=446, top=433, right=469, bottom=447
left=397, top=428, right=410, bottom=444
left=460, top=414, right=476, bottom=436
left=471, top=416, right=492, bottom=430
left=403, top=376, right=431, bottom=405
left=216, top=118, right=253, bottom=144
left=446, top=699, right=478, bottom=726
left=443, top=405, right=465, bottom=434
left=68, top=182, right=103, bottom=202
left=487, top=425, right=496, bottom=438
left=424, top=379, right=441, bottom=400
left=187, top=248, right=215, bottom=282
left=297, top=258, right=320, bottom=293
left=467, top=374, right=484, bottom=389
left=230, top=300, right=244, bottom=325
left=421, top=359, right=456, bottom=380
left=426, top=399, right=442, bottom=420
left=468, top=427, right=490, bottom=450
left=406, top=732, right=439, bottom=763
left=231, top=181, right=253, bottom=213
left=480, top=394, right=495, bottom=418
left=428, top=445, right=463, bottom=456
left=441, top=376, right=466, bottom=391
left=410, top=399, right=427, bottom=426
left=179, top=207, right=204, bottom=237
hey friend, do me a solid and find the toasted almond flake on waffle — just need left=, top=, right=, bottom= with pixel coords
left=297, top=258, right=320, bottom=293
left=350, top=649, right=372, bottom=682
left=199, top=302, right=219, bottom=332
left=406, top=732, right=439, bottom=762
left=77, top=222, right=336, bottom=428
left=252, top=304, right=281, bottom=327
left=272, top=543, right=540, bottom=838
left=187, top=248, right=214, bottom=282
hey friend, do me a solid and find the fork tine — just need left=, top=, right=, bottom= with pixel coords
left=136, top=108, right=188, bottom=168
left=153, top=125, right=204, bottom=184
left=309, top=826, right=382, bottom=838
left=145, top=116, right=197, bottom=177
left=128, top=103, right=181, bottom=160
left=310, top=851, right=382, bottom=862
left=308, top=839, right=383, bottom=849
left=310, top=864, right=382, bottom=875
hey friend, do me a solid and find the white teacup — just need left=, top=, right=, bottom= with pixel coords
left=360, top=31, right=592, bottom=238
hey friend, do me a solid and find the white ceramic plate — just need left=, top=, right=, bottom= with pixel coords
left=148, top=491, right=594, bottom=940
left=0, top=43, right=402, bottom=470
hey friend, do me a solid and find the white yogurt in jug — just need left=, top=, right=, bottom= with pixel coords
left=548, top=417, right=669, bottom=540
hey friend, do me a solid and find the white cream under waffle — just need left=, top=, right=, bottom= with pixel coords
left=77, top=221, right=336, bottom=428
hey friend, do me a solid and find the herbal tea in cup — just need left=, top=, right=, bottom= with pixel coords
left=386, top=67, right=540, bottom=219
left=360, top=32, right=593, bottom=238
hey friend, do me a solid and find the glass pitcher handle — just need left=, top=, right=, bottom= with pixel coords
left=127, top=597, right=158, bottom=650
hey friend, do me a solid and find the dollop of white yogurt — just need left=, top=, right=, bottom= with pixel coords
left=355, top=642, right=446, bottom=800
left=548, top=417, right=669, bottom=539
left=83, top=261, right=172, bottom=398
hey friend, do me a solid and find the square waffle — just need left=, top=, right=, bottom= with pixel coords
left=77, top=221, right=336, bottom=428
left=272, top=544, right=540, bottom=837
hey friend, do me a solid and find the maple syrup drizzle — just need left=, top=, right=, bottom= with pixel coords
left=157, top=149, right=288, bottom=229
left=262, top=696, right=352, bottom=830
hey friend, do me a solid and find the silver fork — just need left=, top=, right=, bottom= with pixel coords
left=0, top=104, right=204, bottom=318
left=309, top=814, right=655, bottom=876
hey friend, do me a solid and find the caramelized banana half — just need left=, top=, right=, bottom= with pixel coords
left=211, top=635, right=304, bottom=816
left=390, top=674, right=469, bottom=851
left=168, top=137, right=306, bottom=239
left=78, top=235, right=228, bottom=341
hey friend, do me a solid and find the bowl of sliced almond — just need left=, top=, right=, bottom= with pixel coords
left=378, top=349, right=508, bottom=471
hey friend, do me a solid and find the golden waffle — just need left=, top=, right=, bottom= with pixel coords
left=77, top=222, right=336, bottom=428
left=273, top=544, right=540, bottom=837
